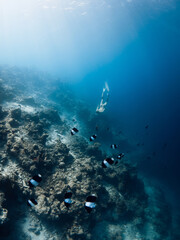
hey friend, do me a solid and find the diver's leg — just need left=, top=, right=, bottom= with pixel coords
left=105, top=82, right=109, bottom=92
left=106, top=93, right=109, bottom=103
left=101, top=87, right=105, bottom=99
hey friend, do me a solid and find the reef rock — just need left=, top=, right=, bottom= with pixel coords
left=11, top=108, right=21, bottom=120
left=8, top=118, right=20, bottom=128
left=0, top=192, right=8, bottom=224
left=0, top=66, right=174, bottom=240
left=0, top=122, right=9, bottom=143
left=39, top=109, right=62, bottom=124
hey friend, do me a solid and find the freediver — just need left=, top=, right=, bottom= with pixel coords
left=96, top=82, right=109, bottom=113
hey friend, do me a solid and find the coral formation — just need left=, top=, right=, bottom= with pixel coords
left=0, top=66, right=175, bottom=240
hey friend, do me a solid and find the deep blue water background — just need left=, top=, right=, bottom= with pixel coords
left=73, top=2, right=180, bottom=206
left=0, top=0, right=180, bottom=208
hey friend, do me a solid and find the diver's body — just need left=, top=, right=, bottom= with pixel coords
left=96, top=82, right=109, bottom=113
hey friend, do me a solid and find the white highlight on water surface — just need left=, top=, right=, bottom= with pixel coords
left=0, top=0, right=176, bottom=80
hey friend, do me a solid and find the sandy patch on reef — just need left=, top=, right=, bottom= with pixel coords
left=2, top=102, right=37, bottom=113
left=21, top=212, right=62, bottom=240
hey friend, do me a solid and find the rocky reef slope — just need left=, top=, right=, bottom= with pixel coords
left=0, top=66, right=176, bottom=240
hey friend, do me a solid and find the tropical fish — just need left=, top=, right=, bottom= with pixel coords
left=117, top=153, right=125, bottom=160
left=64, top=190, right=73, bottom=208
left=102, top=157, right=114, bottom=168
left=71, top=127, right=79, bottom=135
left=27, top=198, right=38, bottom=207
left=28, top=174, right=42, bottom=188
left=90, top=134, right=97, bottom=142
left=115, top=153, right=125, bottom=165
left=84, top=194, right=97, bottom=213
left=111, top=144, right=118, bottom=149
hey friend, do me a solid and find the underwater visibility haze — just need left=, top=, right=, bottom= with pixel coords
left=0, top=0, right=180, bottom=239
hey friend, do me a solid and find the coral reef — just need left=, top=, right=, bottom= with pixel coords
left=0, top=66, right=175, bottom=240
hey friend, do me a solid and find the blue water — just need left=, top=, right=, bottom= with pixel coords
left=0, top=0, right=180, bottom=209
left=73, top=1, right=180, bottom=206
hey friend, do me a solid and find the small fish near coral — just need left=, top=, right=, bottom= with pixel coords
left=71, top=127, right=79, bottom=135
left=102, top=157, right=115, bottom=168
left=90, top=134, right=97, bottom=142
left=111, top=144, right=118, bottom=149
left=84, top=194, right=97, bottom=213
left=64, top=190, right=73, bottom=208
left=27, top=198, right=38, bottom=207
left=28, top=174, right=42, bottom=188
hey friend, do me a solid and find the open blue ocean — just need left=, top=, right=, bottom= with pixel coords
left=0, top=1, right=180, bottom=239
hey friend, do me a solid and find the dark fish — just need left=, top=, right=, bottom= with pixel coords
left=115, top=153, right=124, bottom=165
left=145, top=125, right=149, bottom=129
left=162, top=143, right=167, bottom=149
left=111, top=144, right=118, bottom=149
left=117, top=153, right=125, bottom=160
left=90, top=134, right=97, bottom=142
left=95, top=126, right=98, bottom=131
left=27, top=198, right=38, bottom=207
left=102, top=157, right=114, bottom=168
left=84, top=194, right=97, bottom=213
left=71, top=127, right=79, bottom=135
left=28, top=174, right=42, bottom=188
left=64, top=190, right=73, bottom=208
